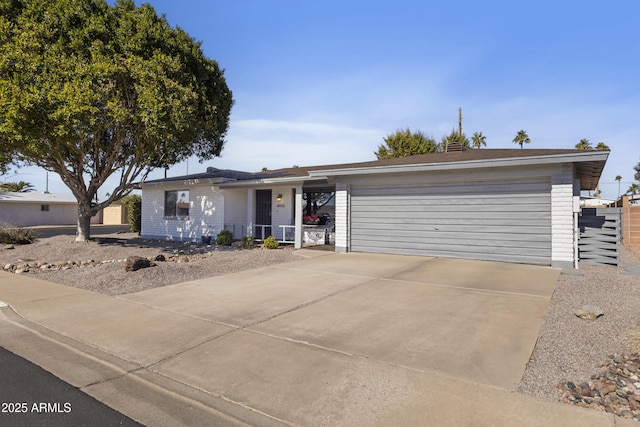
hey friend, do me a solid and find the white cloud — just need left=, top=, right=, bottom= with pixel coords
left=217, top=118, right=384, bottom=170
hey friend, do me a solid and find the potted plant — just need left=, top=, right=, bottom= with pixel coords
left=201, top=226, right=214, bottom=244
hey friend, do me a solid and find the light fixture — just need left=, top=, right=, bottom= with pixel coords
left=276, top=193, right=283, bottom=202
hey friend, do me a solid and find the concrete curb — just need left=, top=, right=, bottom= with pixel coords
left=0, top=307, right=286, bottom=427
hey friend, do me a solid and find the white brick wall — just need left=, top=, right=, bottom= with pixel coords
left=220, top=188, right=248, bottom=239
left=551, top=164, right=576, bottom=268
left=141, top=184, right=299, bottom=242
left=141, top=184, right=223, bottom=241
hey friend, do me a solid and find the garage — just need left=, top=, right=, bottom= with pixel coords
left=350, top=178, right=552, bottom=265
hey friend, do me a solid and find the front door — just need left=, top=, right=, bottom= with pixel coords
left=255, top=189, right=272, bottom=239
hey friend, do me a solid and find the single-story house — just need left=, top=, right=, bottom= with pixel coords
left=139, top=148, right=609, bottom=268
left=0, top=192, right=102, bottom=226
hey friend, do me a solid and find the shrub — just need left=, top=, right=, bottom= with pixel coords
left=0, top=226, right=36, bottom=244
left=216, top=229, right=233, bottom=246
left=242, top=235, right=254, bottom=249
left=263, top=235, right=279, bottom=249
left=121, top=195, right=142, bottom=234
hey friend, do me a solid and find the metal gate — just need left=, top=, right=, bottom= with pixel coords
left=578, top=208, right=621, bottom=266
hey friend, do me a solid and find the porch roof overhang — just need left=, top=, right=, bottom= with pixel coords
left=216, top=175, right=331, bottom=189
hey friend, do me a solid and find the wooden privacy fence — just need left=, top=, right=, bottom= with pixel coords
left=578, top=208, right=621, bottom=266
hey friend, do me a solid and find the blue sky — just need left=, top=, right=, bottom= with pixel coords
left=7, top=0, right=639, bottom=199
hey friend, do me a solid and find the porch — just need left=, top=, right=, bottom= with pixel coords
left=251, top=186, right=336, bottom=248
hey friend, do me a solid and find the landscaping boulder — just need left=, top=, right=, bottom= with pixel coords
left=123, top=256, right=153, bottom=272
left=574, top=305, right=604, bottom=320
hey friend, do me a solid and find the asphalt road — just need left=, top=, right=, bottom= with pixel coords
left=0, top=346, right=142, bottom=427
left=30, top=224, right=131, bottom=239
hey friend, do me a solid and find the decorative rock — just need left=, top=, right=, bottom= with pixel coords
left=123, top=256, right=153, bottom=272
left=561, top=352, right=640, bottom=421
left=574, top=305, right=604, bottom=320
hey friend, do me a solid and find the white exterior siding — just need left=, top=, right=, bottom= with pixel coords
left=550, top=164, right=577, bottom=268
left=335, top=183, right=349, bottom=252
left=141, top=184, right=223, bottom=241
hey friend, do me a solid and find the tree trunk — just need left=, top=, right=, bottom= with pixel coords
left=76, top=213, right=92, bottom=242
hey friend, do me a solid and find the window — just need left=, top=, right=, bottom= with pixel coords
left=165, top=190, right=190, bottom=217
left=41, top=204, right=49, bottom=212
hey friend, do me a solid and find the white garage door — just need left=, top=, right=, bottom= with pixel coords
left=350, top=179, right=552, bottom=265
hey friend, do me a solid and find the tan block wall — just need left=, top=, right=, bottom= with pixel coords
left=623, top=196, right=640, bottom=245
left=102, top=205, right=127, bottom=225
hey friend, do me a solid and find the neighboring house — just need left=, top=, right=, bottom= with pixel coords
left=0, top=192, right=102, bottom=227
left=140, top=148, right=609, bottom=268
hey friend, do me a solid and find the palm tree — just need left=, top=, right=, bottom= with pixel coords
left=616, top=175, right=622, bottom=199
left=0, top=180, right=36, bottom=192
left=471, top=132, right=487, bottom=149
left=628, top=183, right=640, bottom=195
left=595, top=142, right=610, bottom=151
left=513, top=130, right=530, bottom=149
left=575, top=138, right=592, bottom=150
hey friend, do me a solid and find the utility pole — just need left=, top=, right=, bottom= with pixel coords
left=458, top=107, right=463, bottom=137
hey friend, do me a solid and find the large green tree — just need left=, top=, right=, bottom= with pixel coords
left=575, top=138, right=592, bottom=150
left=440, top=129, right=470, bottom=150
left=375, top=128, right=438, bottom=159
left=513, top=130, right=530, bottom=149
left=0, top=0, right=233, bottom=240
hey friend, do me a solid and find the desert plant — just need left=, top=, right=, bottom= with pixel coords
left=121, top=195, right=142, bottom=234
left=242, top=235, right=254, bottom=249
left=0, top=226, right=36, bottom=244
left=263, top=235, right=279, bottom=249
left=216, top=229, right=233, bottom=246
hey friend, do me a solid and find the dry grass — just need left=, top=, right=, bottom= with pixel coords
left=0, top=226, right=36, bottom=245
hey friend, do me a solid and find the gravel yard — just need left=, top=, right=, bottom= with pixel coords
left=0, top=232, right=301, bottom=295
left=519, top=245, right=640, bottom=402
left=1, top=231, right=640, bottom=413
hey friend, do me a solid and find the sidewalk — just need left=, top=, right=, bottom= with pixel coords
left=0, top=257, right=634, bottom=426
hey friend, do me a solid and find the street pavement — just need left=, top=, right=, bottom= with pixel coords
left=29, top=224, right=130, bottom=238
left=0, top=346, right=141, bottom=427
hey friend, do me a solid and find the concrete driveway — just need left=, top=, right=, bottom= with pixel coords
left=4, top=250, right=609, bottom=426
left=120, top=251, right=559, bottom=425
